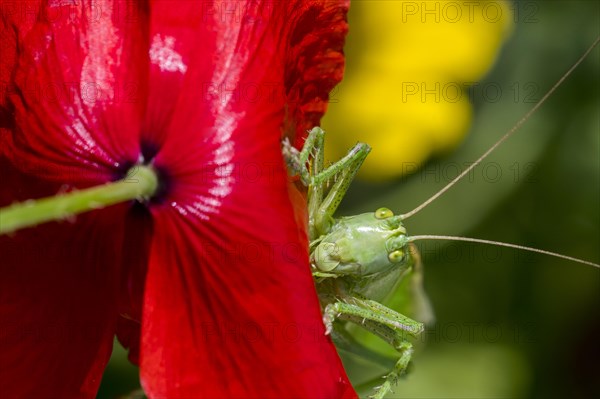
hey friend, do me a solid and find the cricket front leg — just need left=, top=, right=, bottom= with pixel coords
left=282, top=127, right=325, bottom=185
left=283, top=127, right=371, bottom=238
left=295, top=128, right=370, bottom=238
left=312, top=142, right=370, bottom=235
left=282, top=127, right=328, bottom=240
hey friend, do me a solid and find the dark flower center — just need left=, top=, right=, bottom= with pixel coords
left=114, top=140, right=170, bottom=205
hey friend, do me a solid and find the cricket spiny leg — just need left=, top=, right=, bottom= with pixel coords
left=281, top=138, right=302, bottom=176
left=283, top=127, right=327, bottom=239
left=370, top=340, right=414, bottom=399
left=323, top=298, right=423, bottom=340
left=284, top=127, right=371, bottom=238
left=306, top=129, right=327, bottom=240
left=282, top=127, right=325, bottom=184
left=299, top=127, right=325, bottom=185
left=323, top=297, right=423, bottom=398
left=310, top=142, right=370, bottom=189
left=312, top=271, right=339, bottom=279
left=298, top=129, right=370, bottom=237
left=313, top=142, right=370, bottom=235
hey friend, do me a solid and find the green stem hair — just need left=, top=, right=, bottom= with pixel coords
left=0, top=165, right=158, bottom=235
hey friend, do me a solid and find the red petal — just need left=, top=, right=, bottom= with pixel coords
left=142, top=161, right=353, bottom=398
left=139, top=1, right=354, bottom=396
left=3, top=1, right=148, bottom=185
left=0, top=0, right=40, bottom=116
left=115, top=203, right=154, bottom=365
left=141, top=1, right=201, bottom=148
left=0, top=157, right=123, bottom=398
left=284, top=0, right=350, bottom=148
left=0, top=10, right=16, bottom=125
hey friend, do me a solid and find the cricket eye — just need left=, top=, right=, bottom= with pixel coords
left=388, top=249, right=405, bottom=263
left=375, top=207, right=394, bottom=219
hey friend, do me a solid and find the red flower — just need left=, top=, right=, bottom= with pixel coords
left=0, top=1, right=354, bottom=397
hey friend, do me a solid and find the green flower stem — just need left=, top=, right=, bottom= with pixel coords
left=0, top=165, right=158, bottom=235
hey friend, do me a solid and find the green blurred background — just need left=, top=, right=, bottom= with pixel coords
left=98, top=1, right=599, bottom=398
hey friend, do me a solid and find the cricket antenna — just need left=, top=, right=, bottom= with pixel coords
left=409, top=235, right=600, bottom=269
left=401, top=35, right=600, bottom=221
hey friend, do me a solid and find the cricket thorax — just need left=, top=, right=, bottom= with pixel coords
left=311, top=208, right=411, bottom=276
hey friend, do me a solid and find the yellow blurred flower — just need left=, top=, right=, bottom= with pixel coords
left=322, top=0, right=512, bottom=181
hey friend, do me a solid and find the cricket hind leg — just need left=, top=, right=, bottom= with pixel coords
left=323, top=296, right=424, bottom=399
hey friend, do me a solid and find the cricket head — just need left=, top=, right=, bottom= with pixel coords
left=312, top=207, right=410, bottom=277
